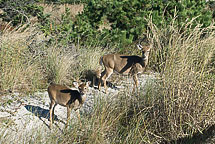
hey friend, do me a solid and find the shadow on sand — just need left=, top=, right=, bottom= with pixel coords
left=25, top=105, right=53, bottom=120
left=24, top=105, right=66, bottom=130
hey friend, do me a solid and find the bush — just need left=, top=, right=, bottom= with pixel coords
left=0, top=0, right=49, bottom=26
left=69, top=0, right=213, bottom=46
left=1, top=0, right=213, bottom=48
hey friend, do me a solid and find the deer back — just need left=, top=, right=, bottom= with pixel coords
left=48, top=84, right=82, bottom=106
left=102, top=54, right=143, bottom=74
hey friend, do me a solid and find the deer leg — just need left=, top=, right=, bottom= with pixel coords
left=66, top=106, right=71, bottom=128
left=132, top=74, right=138, bottom=93
left=103, top=68, right=113, bottom=93
left=52, top=104, right=57, bottom=122
left=49, top=100, right=55, bottom=128
left=93, top=75, right=96, bottom=87
left=75, top=109, right=82, bottom=127
left=98, top=70, right=106, bottom=90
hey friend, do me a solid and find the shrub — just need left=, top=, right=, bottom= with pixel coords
left=0, top=0, right=49, bottom=26
left=69, top=0, right=213, bottom=47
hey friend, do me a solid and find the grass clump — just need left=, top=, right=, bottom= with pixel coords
left=0, top=31, right=44, bottom=92
left=143, top=17, right=215, bottom=142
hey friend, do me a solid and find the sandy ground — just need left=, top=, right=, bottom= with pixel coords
left=0, top=74, right=156, bottom=143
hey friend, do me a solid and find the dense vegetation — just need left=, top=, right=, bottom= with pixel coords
left=0, top=0, right=215, bottom=143
left=1, top=0, right=214, bottom=47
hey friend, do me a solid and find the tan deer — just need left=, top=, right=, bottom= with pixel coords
left=47, top=81, right=90, bottom=128
left=98, top=41, right=151, bottom=93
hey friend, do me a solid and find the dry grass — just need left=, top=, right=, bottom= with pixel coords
left=0, top=26, right=45, bottom=92
left=0, top=23, right=114, bottom=92
left=143, top=16, right=215, bottom=142
left=43, top=45, right=77, bottom=84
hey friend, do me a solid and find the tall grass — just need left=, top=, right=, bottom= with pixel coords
left=0, top=26, right=114, bottom=92
left=43, top=45, right=77, bottom=84
left=143, top=17, right=215, bottom=142
left=0, top=30, right=44, bottom=92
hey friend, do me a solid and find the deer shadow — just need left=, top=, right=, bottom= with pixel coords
left=25, top=105, right=52, bottom=119
left=82, top=69, right=118, bottom=90
left=24, top=105, right=66, bottom=129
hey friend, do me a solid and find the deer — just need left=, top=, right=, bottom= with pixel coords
left=98, top=39, right=151, bottom=93
left=47, top=81, right=90, bottom=128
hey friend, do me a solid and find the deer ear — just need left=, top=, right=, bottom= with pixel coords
left=137, top=44, right=143, bottom=50
left=86, top=81, right=91, bottom=86
left=73, top=82, right=79, bottom=88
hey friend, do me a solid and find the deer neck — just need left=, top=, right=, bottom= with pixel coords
left=81, top=94, right=87, bottom=103
left=79, top=89, right=87, bottom=102
left=140, top=51, right=147, bottom=67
